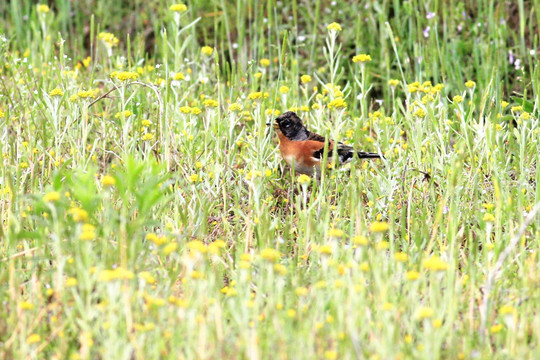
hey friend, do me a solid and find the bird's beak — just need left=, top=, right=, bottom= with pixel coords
left=266, top=121, right=280, bottom=129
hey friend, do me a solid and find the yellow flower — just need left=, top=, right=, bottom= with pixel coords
left=327, top=22, right=342, bottom=32
left=318, top=245, right=332, bottom=255
left=414, top=108, right=426, bottom=118
left=146, top=233, right=168, bottom=246
left=394, top=252, right=408, bottom=262
left=499, top=305, right=516, bottom=316
left=49, top=88, right=64, bottom=97
left=98, top=32, right=119, bottom=47
left=328, top=228, right=344, bottom=238
left=261, top=248, right=281, bottom=262
left=325, top=350, right=338, bottom=360
left=465, top=80, right=476, bottom=88
left=139, top=271, right=156, bottom=284
left=37, top=4, right=50, bottom=13
left=422, top=256, right=448, bottom=271
left=490, top=324, right=503, bottom=333
left=173, top=72, right=185, bottom=81
left=260, top=58, right=270, bottom=67
left=405, top=270, right=420, bottom=280
left=352, top=54, right=372, bottom=63
left=301, top=74, right=312, bottom=84
left=297, top=174, right=311, bottom=184
left=353, top=235, right=368, bottom=246
left=170, top=3, right=188, bottom=12
left=110, top=71, right=139, bottom=81
left=65, top=277, right=78, bottom=287
left=328, top=97, right=347, bottom=110
left=501, top=101, right=509, bottom=108
left=203, top=99, right=219, bottom=108
left=189, top=174, right=199, bottom=183
left=191, top=107, right=202, bottom=115
left=511, top=105, right=522, bottom=112
left=101, top=175, right=116, bottom=187
left=295, top=287, right=309, bottom=296
left=453, top=95, right=463, bottom=104
left=98, top=268, right=134, bottom=282
left=416, top=307, right=434, bottom=320
left=26, top=334, right=41, bottom=344
left=43, top=191, right=61, bottom=202
left=369, top=221, right=389, bottom=233
left=141, top=133, right=154, bottom=141
left=83, top=56, right=92, bottom=67
left=388, top=79, right=400, bottom=87
left=80, top=223, right=96, bottom=241
left=0, top=108, right=4, bottom=118
left=229, top=103, right=243, bottom=111
left=359, top=262, right=370, bottom=271
left=201, top=46, right=214, bottom=56
left=248, top=91, right=263, bottom=100
left=20, top=301, right=34, bottom=310
left=483, top=213, right=495, bottom=222
left=279, top=85, right=290, bottom=94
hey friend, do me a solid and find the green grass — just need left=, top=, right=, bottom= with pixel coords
left=1, top=1, right=540, bottom=359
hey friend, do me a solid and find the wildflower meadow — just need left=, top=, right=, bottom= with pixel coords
left=1, top=1, right=539, bottom=359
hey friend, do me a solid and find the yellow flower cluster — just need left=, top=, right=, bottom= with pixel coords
left=37, top=4, right=50, bottom=13
left=327, top=97, right=347, bottom=110
left=203, top=99, right=219, bottom=108
left=261, top=248, right=281, bottom=263
left=110, top=71, right=139, bottom=81
left=260, top=58, right=270, bottom=67
left=407, top=81, right=444, bottom=94
left=115, top=110, right=133, bottom=119
left=98, top=267, right=135, bottom=282
left=301, top=74, right=312, bottom=84
left=49, top=88, right=64, bottom=97
left=79, top=224, right=96, bottom=240
left=43, top=191, right=61, bottom=202
left=179, top=106, right=202, bottom=115
left=74, top=89, right=99, bottom=100
left=170, top=3, right=188, bottom=12
left=201, top=46, right=214, bottom=56
left=327, top=22, right=342, bottom=32
left=297, top=174, right=311, bottom=185
left=352, top=54, right=372, bottom=63
left=98, top=32, right=119, bottom=47
left=422, top=256, right=448, bottom=271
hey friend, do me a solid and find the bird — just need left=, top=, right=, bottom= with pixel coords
left=271, top=111, right=383, bottom=177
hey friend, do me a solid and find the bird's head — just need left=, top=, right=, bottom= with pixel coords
left=272, top=111, right=309, bottom=140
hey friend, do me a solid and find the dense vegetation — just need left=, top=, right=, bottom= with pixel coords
left=1, top=1, right=539, bottom=359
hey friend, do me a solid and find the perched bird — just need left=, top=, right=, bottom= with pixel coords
left=271, top=111, right=383, bottom=176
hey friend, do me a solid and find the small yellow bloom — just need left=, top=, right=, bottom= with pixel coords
left=65, top=277, right=78, bottom=287
left=203, top=99, right=219, bottom=108
left=353, top=235, right=368, bottom=246
left=501, top=101, right=509, bottom=108
left=301, top=74, right=312, bottom=84
left=297, top=174, right=311, bottom=185
left=170, top=3, right=188, bottom=12
left=422, top=256, right=448, bottom=271
left=328, top=228, right=344, bottom=238
left=110, top=71, right=139, bottom=81
left=20, top=301, right=34, bottom=310
left=490, top=324, right=503, bottom=333
left=260, top=58, right=270, bottom=67
left=318, top=245, right=332, bottom=255
left=139, top=271, right=156, bottom=284
left=325, top=350, right=338, bottom=360
left=201, top=46, right=214, bottom=56
left=416, top=306, right=434, bottom=320
left=261, top=248, right=281, bottom=262
left=499, top=305, right=516, bottom=316
left=465, top=80, right=476, bottom=88
left=37, top=4, right=50, bottom=13
left=163, top=242, right=178, bottom=255
left=43, top=191, right=61, bottom=202
left=141, top=133, right=154, bottom=141
left=98, top=32, right=119, bottom=47
left=483, top=213, right=495, bottom=222
left=352, top=54, right=372, bottom=63
left=49, top=88, right=64, bottom=97
left=369, top=221, right=389, bottom=233
left=26, top=334, right=41, bottom=344
left=388, top=79, right=400, bottom=87
left=101, top=175, right=116, bottom=187
left=453, top=95, right=463, bottom=104
left=173, top=72, right=185, bottom=81
left=279, top=85, right=290, bottom=94
left=405, top=270, right=420, bottom=281
left=327, top=22, right=342, bottom=32
left=394, top=252, right=408, bottom=262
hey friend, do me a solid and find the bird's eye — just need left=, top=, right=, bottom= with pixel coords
left=283, top=122, right=291, bottom=127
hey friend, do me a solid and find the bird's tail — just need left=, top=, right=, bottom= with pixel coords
left=357, top=151, right=384, bottom=159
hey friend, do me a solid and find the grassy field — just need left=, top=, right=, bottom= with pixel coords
left=1, top=0, right=540, bottom=359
